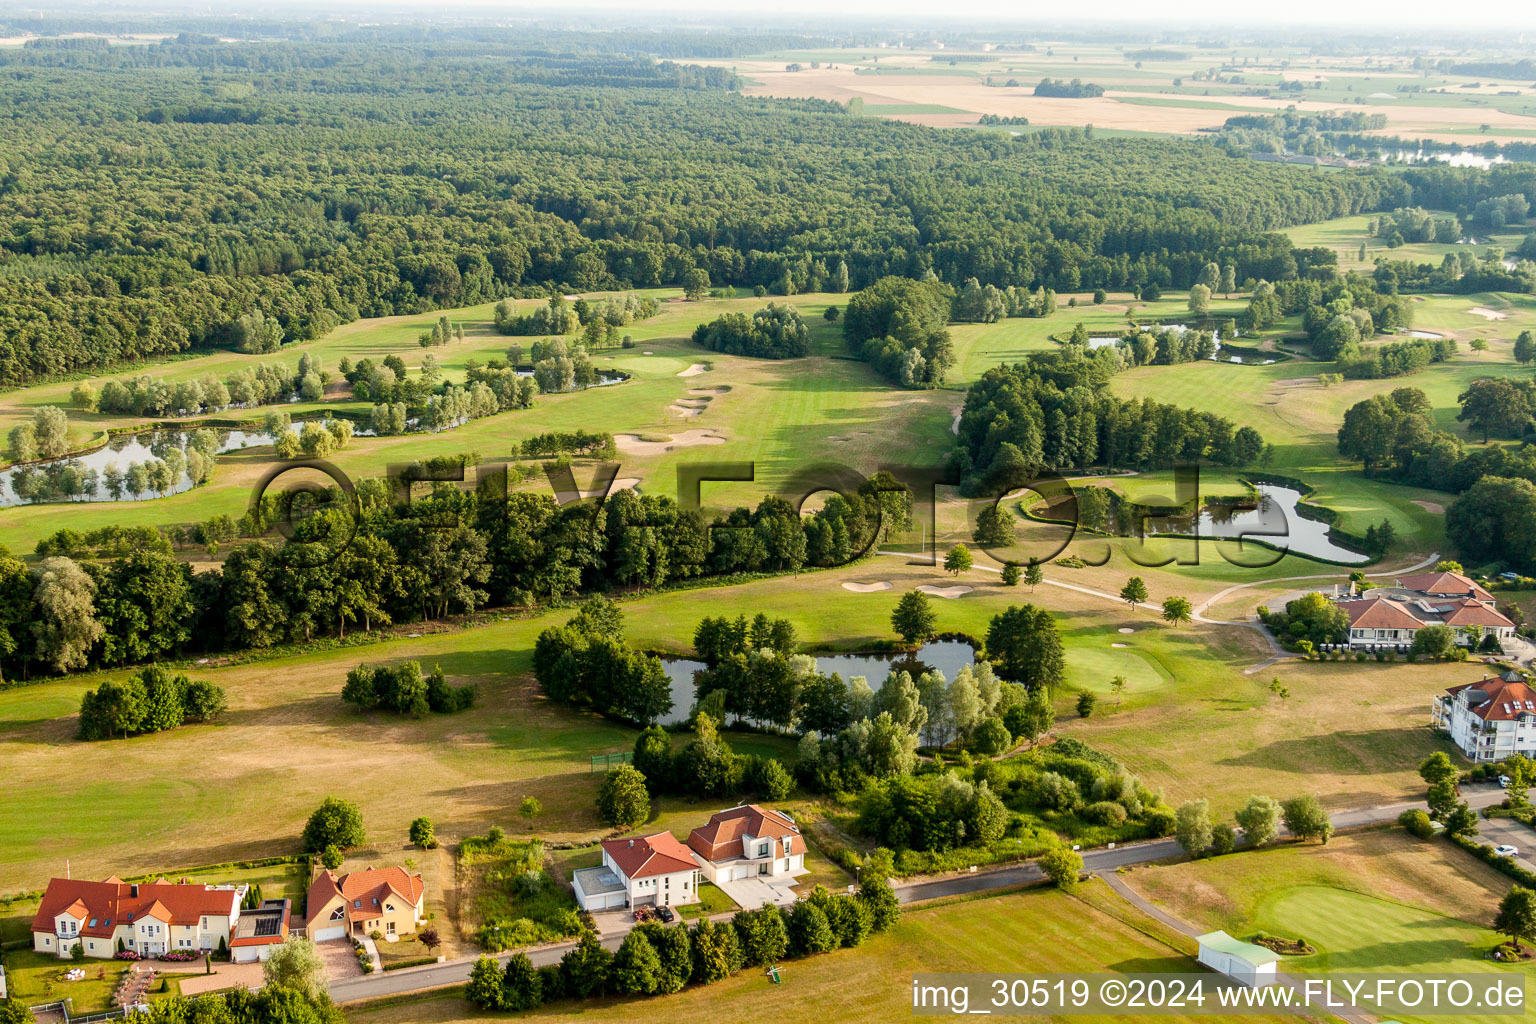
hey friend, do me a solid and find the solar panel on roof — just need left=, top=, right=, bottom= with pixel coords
left=254, top=917, right=281, bottom=937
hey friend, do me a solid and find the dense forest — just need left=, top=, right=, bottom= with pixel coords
left=0, top=37, right=1472, bottom=384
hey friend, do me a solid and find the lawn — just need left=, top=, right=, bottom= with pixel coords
left=1121, top=827, right=1536, bottom=1024
left=341, top=879, right=1301, bottom=1024
left=1, top=947, right=182, bottom=1013
left=675, top=882, right=737, bottom=919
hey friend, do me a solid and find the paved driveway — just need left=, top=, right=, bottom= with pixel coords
left=716, top=875, right=797, bottom=909
left=316, top=939, right=365, bottom=982
left=178, top=962, right=265, bottom=996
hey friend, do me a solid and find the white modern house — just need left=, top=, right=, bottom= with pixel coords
left=1334, top=572, right=1514, bottom=649
left=686, top=805, right=808, bottom=884
left=572, top=833, right=702, bottom=912
left=1433, top=671, right=1536, bottom=762
left=31, top=877, right=266, bottom=959
left=1196, top=931, right=1279, bottom=988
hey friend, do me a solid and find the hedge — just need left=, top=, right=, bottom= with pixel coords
left=1449, top=833, right=1536, bottom=887
left=383, top=957, right=440, bottom=971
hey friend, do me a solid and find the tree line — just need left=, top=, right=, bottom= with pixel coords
left=0, top=472, right=911, bottom=680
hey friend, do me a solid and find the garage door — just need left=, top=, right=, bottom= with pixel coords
left=732, top=865, right=751, bottom=881
left=312, top=926, right=346, bottom=943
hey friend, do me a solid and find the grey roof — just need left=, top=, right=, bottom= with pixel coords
left=573, top=867, right=624, bottom=897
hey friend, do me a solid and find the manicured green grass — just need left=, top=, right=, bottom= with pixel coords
left=3, top=948, right=147, bottom=1013
left=676, top=882, right=737, bottom=919
left=1066, top=643, right=1171, bottom=695
left=1125, top=828, right=1536, bottom=1024
left=342, top=879, right=1299, bottom=1024
left=1288, top=212, right=1535, bottom=274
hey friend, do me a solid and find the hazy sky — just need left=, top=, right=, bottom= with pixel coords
left=463, top=0, right=1536, bottom=30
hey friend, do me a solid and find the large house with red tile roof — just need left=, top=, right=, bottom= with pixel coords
left=1334, top=571, right=1514, bottom=649
left=1434, top=672, right=1536, bottom=761
left=305, top=866, right=425, bottom=943
left=687, top=805, right=807, bottom=885
left=572, top=832, right=702, bottom=912
left=30, top=877, right=266, bottom=960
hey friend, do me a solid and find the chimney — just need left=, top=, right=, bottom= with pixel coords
left=628, top=840, right=634, bottom=848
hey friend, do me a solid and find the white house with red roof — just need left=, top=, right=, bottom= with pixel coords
left=31, top=877, right=264, bottom=960
left=572, top=832, right=702, bottom=912
left=1333, top=571, right=1514, bottom=649
left=686, top=805, right=807, bottom=885
left=1434, top=672, right=1536, bottom=761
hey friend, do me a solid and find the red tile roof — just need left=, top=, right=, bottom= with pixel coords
left=1340, top=595, right=1512, bottom=631
left=687, top=805, right=807, bottom=862
left=1439, top=599, right=1515, bottom=628
left=1446, top=677, right=1536, bottom=722
left=1396, top=571, right=1493, bottom=603
left=602, top=833, right=699, bottom=880
left=305, top=867, right=424, bottom=929
left=1340, top=598, right=1423, bottom=629
left=31, top=879, right=239, bottom=938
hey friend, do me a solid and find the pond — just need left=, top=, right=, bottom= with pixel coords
left=1084, top=325, right=1275, bottom=364
left=0, top=426, right=279, bottom=507
left=1151, top=484, right=1369, bottom=565
left=656, top=639, right=978, bottom=727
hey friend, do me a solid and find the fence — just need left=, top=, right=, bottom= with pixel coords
left=590, top=751, right=632, bottom=772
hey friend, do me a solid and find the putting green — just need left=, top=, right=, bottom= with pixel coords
left=1066, top=644, right=1170, bottom=694
left=1257, top=886, right=1529, bottom=1024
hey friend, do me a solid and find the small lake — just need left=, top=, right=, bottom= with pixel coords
left=1152, top=484, right=1369, bottom=565
left=1085, top=325, right=1274, bottom=365
left=656, top=639, right=978, bottom=727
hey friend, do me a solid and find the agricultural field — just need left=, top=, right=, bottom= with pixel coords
left=1122, top=827, right=1536, bottom=1024
left=707, top=42, right=1536, bottom=144
left=343, top=880, right=1304, bottom=1024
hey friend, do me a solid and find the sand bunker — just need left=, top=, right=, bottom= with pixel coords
left=614, top=430, right=727, bottom=455
left=689, top=387, right=730, bottom=396
left=1414, top=500, right=1446, bottom=515
left=1111, top=642, right=1129, bottom=648
left=642, top=350, right=654, bottom=355
left=1467, top=307, right=1509, bottom=320
left=1117, top=627, right=1136, bottom=634
left=670, top=405, right=702, bottom=418
left=677, top=363, right=708, bottom=377
left=842, top=581, right=894, bottom=593
left=918, top=584, right=973, bottom=599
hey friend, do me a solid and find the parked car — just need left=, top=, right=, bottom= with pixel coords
left=1500, top=775, right=1511, bottom=788
left=656, top=906, right=675, bottom=923
left=1495, top=845, right=1520, bottom=857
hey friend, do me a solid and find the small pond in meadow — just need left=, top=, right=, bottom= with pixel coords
left=656, top=639, right=977, bottom=726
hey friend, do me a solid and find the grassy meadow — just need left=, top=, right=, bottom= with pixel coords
left=0, top=549, right=1471, bottom=897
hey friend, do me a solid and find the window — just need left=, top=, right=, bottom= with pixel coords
left=387, top=922, right=396, bottom=934
left=757, top=842, right=769, bottom=857
left=331, top=907, right=345, bottom=921
left=354, top=900, right=362, bottom=909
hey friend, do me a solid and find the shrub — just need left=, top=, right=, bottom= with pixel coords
left=1082, top=800, right=1128, bottom=826
left=1399, top=808, right=1436, bottom=839
left=1038, top=846, right=1083, bottom=890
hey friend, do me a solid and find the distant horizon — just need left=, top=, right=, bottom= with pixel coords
left=4, top=2, right=1536, bottom=35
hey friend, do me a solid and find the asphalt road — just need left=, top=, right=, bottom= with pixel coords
left=328, top=784, right=1519, bottom=1004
